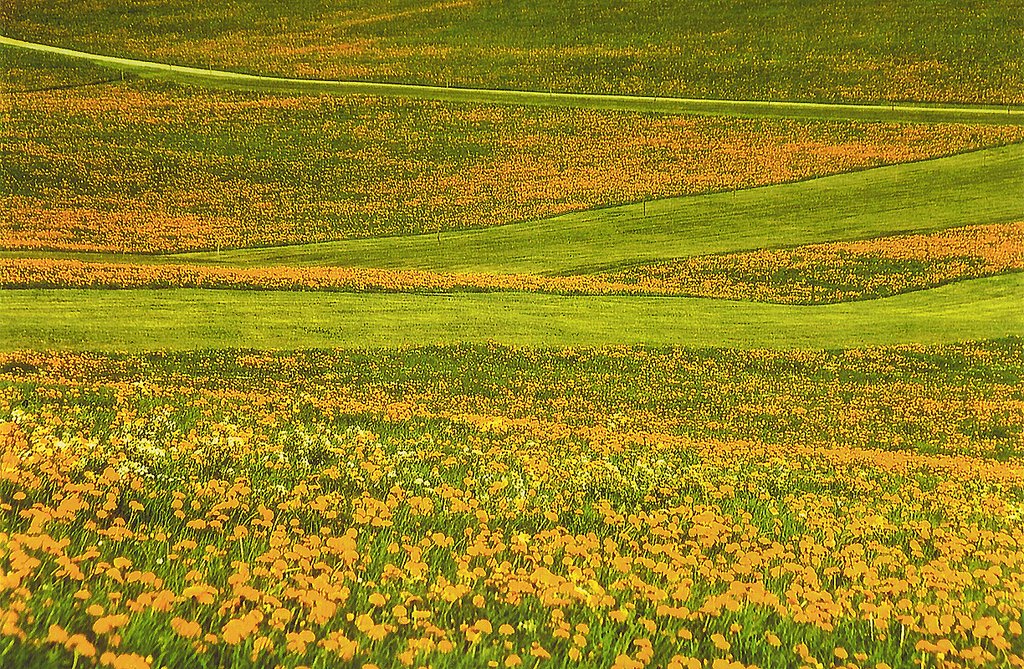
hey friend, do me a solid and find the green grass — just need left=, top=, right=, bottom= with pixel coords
left=2, top=273, right=1022, bottom=350
left=3, top=35, right=1024, bottom=125
left=0, top=42, right=117, bottom=92
left=5, top=0, right=1024, bottom=104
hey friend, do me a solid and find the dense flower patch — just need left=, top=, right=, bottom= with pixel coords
left=1, top=343, right=1023, bottom=667
left=0, top=259, right=638, bottom=295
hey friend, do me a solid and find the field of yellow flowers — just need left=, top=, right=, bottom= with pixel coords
left=4, top=6, right=1024, bottom=669
left=7, top=0, right=1024, bottom=104
left=5, top=47, right=1024, bottom=253
left=2, top=343, right=1023, bottom=668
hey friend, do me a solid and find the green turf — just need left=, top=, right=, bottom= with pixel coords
left=1, top=273, right=1021, bottom=350
left=5, top=0, right=1024, bottom=104
left=11, top=140, right=1015, bottom=275
left=3, top=36, right=1023, bottom=125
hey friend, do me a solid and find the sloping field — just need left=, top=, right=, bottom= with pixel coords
left=170, top=141, right=1024, bottom=275
left=5, top=0, right=1024, bottom=103
left=3, top=135, right=1022, bottom=275
left=13, top=61, right=1021, bottom=253
left=5, top=36, right=1024, bottom=125
left=4, top=7, right=1024, bottom=669
left=0, top=32, right=1022, bottom=345
left=7, top=220, right=1022, bottom=304
left=3, top=33, right=1023, bottom=349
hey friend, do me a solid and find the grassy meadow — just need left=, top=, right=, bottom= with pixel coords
left=3, top=220, right=1024, bottom=302
left=2, top=3, right=1024, bottom=668
left=5, top=0, right=1024, bottom=104
left=5, top=45, right=1024, bottom=254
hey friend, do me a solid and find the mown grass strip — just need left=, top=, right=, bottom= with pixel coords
left=2, top=274, right=1021, bottom=350
left=3, top=36, right=1023, bottom=125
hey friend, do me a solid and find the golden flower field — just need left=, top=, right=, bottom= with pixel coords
left=4, top=69, right=1024, bottom=253
left=1, top=343, right=1024, bottom=668
left=3, top=4, right=1024, bottom=667
left=8, top=0, right=1024, bottom=104
left=597, top=221, right=1024, bottom=303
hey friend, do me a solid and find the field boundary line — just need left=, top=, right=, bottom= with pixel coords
left=4, top=35, right=1024, bottom=124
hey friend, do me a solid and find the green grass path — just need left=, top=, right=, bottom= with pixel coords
left=3, top=35, right=1024, bottom=125
left=2, top=274, right=1021, bottom=350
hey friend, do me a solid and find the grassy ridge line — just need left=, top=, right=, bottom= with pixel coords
left=4, top=35, right=1024, bottom=125
left=8, top=141, right=1013, bottom=276
left=2, top=274, right=1021, bottom=350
